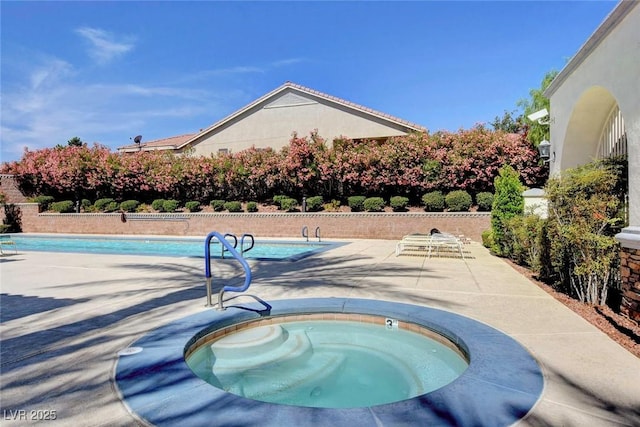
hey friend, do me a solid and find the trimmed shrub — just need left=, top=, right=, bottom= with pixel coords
left=246, top=201, right=258, bottom=212
left=280, top=197, right=298, bottom=212
left=503, top=215, right=544, bottom=272
left=224, top=201, right=243, bottom=212
left=390, top=196, right=409, bottom=212
left=104, top=201, right=119, bottom=212
left=31, top=195, right=55, bottom=212
left=185, top=201, right=201, bottom=212
left=422, top=191, right=445, bottom=212
left=481, top=229, right=494, bottom=249
left=210, top=199, right=226, bottom=212
left=364, top=197, right=385, bottom=212
left=347, top=196, right=366, bottom=212
left=95, top=198, right=116, bottom=212
left=51, top=200, right=74, bottom=213
left=305, top=196, right=324, bottom=212
left=81, top=199, right=92, bottom=209
left=163, top=199, right=179, bottom=213
left=272, top=195, right=288, bottom=209
left=152, top=199, right=166, bottom=212
left=445, top=190, right=472, bottom=212
left=476, top=192, right=494, bottom=212
left=120, top=200, right=140, bottom=213
left=491, top=165, right=525, bottom=256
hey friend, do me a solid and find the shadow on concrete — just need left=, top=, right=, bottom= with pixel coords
left=0, top=293, right=90, bottom=323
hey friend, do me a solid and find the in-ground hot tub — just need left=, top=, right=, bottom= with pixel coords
left=115, top=298, right=544, bottom=426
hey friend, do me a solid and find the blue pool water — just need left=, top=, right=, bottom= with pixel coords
left=9, top=235, right=337, bottom=261
left=186, top=319, right=468, bottom=408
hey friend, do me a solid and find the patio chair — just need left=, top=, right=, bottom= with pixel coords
left=0, top=235, right=17, bottom=255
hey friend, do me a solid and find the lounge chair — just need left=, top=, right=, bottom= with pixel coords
left=0, top=235, right=17, bottom=255
left=396, top=232, right=464, bottom=259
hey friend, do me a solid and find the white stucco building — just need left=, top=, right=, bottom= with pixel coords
left=118, top=82, right=425, bottom=155
left=544, top=0, right=639, bottom=320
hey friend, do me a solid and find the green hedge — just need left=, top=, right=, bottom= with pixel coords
left=95, top=198, right=116, bottom=212
left=364, top=197, right=385, bottom=212
left=163, top=199, right=179, bottom=213
left=422, top=191, right=445, bottom=212
left=120, top=200, right=140, bottom=213
left=347, top=196, right=366, bottom=212
left=224, top=201, right=243, bottom=212
left=445, top=190, right=472, bottom=212
left=305, top=196, right=324, bottom=212
left=476, top=192, right=494, bottom=211
left=210, top=199, right=226, bottom=212
left=390, top=196, right=409, bottom=212
left=51, top=200, right=74, bottom=213
left=185, top=201, right=201, bottom=212
left=246, top=201, right=258, bottom=212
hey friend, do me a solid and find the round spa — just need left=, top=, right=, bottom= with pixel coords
left=115, top=298, right=544, bottom=426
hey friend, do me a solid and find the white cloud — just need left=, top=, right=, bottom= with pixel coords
left=75, top=26, right=134, bottom=65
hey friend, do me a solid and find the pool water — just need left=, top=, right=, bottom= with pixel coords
left=10, top=235, right=333, bottom=261
left=186, top=320, right=468, bottom=408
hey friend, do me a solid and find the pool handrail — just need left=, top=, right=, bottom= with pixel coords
left=301, top=226, right=309, bottom=242
left=240, top=233, right=255, bottom=254
left=315, top=226, right=321, bottom=242
left=204, top=231, right=252, bottom=310
left=220, top=233, right=238, bottom=259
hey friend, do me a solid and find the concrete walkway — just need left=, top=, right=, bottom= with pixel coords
left=1, top=240, right=639, bottom=426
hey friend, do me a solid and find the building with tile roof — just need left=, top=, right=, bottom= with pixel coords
left=118, top=82, right=426, bottom=155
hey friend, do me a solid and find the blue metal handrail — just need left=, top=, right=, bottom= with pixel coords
left=205, top=231, right=252, bottom=310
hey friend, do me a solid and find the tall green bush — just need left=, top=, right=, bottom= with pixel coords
left=422, top=191, right=445, bottom=212
left=543, top=160, right=625, bottom=305
left=490, top=165, right=524, bottom=256
left=445, top=190, right=472, bottom=212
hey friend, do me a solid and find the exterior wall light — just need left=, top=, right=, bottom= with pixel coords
left=538, top=139, right=551, bottom=162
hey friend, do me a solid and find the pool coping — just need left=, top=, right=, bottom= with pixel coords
left=114, top=298, right=544, bottom=427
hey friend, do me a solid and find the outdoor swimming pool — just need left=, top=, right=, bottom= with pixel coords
left=9, top=234, right=341, bottom=261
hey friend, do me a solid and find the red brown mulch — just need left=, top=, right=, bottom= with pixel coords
left=504, top=259, right=640, bottom=359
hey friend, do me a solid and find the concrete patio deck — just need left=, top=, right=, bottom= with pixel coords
left=1, top=239, right=639, bottom=426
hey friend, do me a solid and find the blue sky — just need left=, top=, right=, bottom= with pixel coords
left=1, top=1, right=617, bottom=162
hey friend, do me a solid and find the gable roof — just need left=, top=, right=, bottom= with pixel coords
left=118, top=82, right=426, bottom=153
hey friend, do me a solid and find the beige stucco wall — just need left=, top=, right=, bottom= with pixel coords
left=190, top=90, right=411, bottom=156
left=548, top=3, right=639, bottom=225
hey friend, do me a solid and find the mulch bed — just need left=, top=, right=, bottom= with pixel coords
left=504, top=259, right=640, bottom=359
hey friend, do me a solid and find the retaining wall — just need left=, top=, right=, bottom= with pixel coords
left=12, top=203, right=490, bottom=241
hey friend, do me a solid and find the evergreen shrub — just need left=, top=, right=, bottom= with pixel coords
left=104, top=201, right=119, bottom=212
left=151, top=199, right=166, bottom=212
left=305, top=196, right=324, bottom=212
left=280, top=198, right=298, bottom=212
left=224, top=201, right=243, bottom=212
left=31, top=195, right=55, bottom=212
left=95, top=198, right=116, bottom=212
left=246, top=201, right=258, bottom=212
left=445, top=190, right=472, bottom=211
left=364, top=197, right=385, bottom=212
left=210, top=200, right=226, bottom=212
left=491, top=165, right=525, bottom=256
left=120, top=200, right=140, bottom=213
left=476, top=192, right=494, bottom=211
left=390, top=196, right=409, bottom=212
left=347, top=196, right=366, bottom=212
left=163, top=199, right=179, bottom=213
left=422, top=191, right=445, bottom=212
left=51, top=200, right=74, bottom=213
left=185, top=201, right=201, bottom=212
